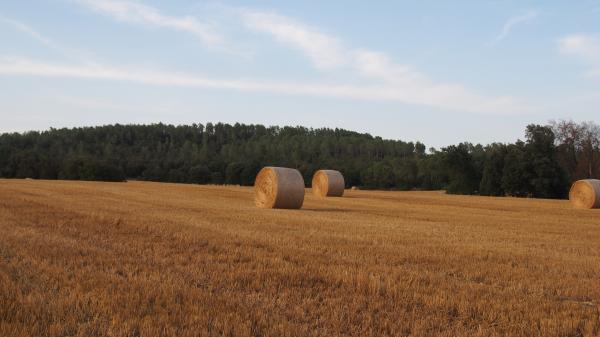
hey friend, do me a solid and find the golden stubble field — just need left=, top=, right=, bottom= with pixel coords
left=1, top=179, right=600, bottom=337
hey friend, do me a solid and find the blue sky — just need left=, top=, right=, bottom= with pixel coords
left=1, top=0, right=599, bottom=148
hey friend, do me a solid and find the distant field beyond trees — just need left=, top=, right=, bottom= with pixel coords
left=0, top=121, right=598, bottom=199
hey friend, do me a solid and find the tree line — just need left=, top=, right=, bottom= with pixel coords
left=0, top=121, right=598, bottom=199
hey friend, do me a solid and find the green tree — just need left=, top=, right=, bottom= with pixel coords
left=479, top=143, right=508, bottom=196
left=0, top=122, right=575, bottom=198
left=189, top=165, right=211, bottom=184
left=225, top=162, right=245, bottom=185
left=525, top=125, right=568, bottom=198
left=361, top=162, right=394, bottom=189
left=440, top=143, right=480, bottom=194
left=502, top=141, right=531, bottom=197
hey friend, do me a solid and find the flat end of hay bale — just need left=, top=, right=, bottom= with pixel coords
left=569, top=179, right=600, bottom=209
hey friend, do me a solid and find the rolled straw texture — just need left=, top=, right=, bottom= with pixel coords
left=312, top=170, right=345, bottom=197
left=569, top=179, right=600, bottom=209
left=254, top=167, right=305, bottom=209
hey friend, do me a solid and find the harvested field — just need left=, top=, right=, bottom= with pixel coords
left=1, top=179, right=600, bottom=337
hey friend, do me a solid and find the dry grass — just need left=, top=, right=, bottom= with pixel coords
left=1, top=179, right=600, bottom=337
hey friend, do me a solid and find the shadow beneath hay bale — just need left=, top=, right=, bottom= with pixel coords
left=302, top=208, right=354, bottom=213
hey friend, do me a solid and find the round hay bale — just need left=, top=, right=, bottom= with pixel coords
left=569, top=179, right=600, bottom=209
left=312, top=170, right=345, bottom=197
left=351, top=186, right=359, bottom=191
left=254, top=167, right=305, bottom=209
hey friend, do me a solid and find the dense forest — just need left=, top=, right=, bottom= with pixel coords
left=1, top=120, right=598, bottom=199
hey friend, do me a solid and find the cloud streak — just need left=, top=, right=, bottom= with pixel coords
left=241, top=10, right=531, bottom=115
left=75, top=0, right=223, bottom=48
left=0, top=16, right=92, bottom=61
left=0, top=16, right=55, bottom=47
left=492, top=10, right=538, bottom=44
left=241, top=11, right=345, bottom=69
left=0, top=57, right=532, bottom=115
left=2, top=6, right=535, bottom=115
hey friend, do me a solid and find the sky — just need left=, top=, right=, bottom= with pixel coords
left=1, top=1, right=599, bottom=148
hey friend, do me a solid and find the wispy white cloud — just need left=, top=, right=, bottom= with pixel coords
left=0, top=16, right=55, bottom=47
left=1, top=6, right=535, bottom=115
left=491, top=10, right=538, bottom=44
left=350, top=50, right=522, bottom=114
left=0, top=16, right=93, bottom=60
left=352, top=50, right=422, bottom=84
left=75, top=0, right=223, bottom=48
left=241, top=11, right=345, bottom=69
left=0, top=56, right=532, bottom=115
left=240, top=10, right=532, bottom=115
left=559, top=34, right=600, bottom=76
